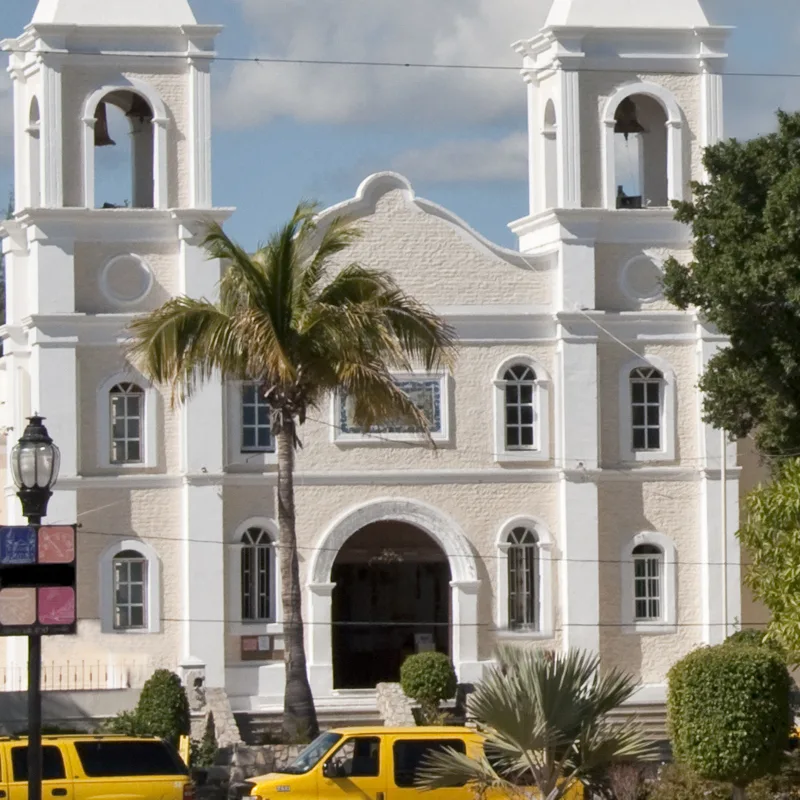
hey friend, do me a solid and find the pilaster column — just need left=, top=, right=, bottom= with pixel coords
left=179, top=228, right=226, bottom=686
left=557, top=69, right=581, bottom=208
left=307, top=582, right=336, bottom=697
left=188, top=58, right=213, bottom=208
left=450, top=579, right=481, bottom=683
left=40, top=62, right=63, bottom=208
left=558, top=328, right=600, bottom=654
left=700, top=66, right=725, bottom=182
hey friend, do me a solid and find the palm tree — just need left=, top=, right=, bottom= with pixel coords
left=127, top=204, right=456, bottom=742
left=417, top=646, right=653, bottom=800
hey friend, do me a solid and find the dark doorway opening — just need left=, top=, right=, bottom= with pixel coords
left=331, top=522, right=451, bottom=689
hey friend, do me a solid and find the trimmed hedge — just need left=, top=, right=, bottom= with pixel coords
left=400, top=652, right=457, bottom=725
left=667, top=643, right=792, bottom=787
left=724, top=629, right=786, bottom=657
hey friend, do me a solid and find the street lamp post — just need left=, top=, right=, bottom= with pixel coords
left=10, top=416, right=60, bottom=800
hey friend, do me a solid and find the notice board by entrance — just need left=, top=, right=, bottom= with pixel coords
left=0, top=526, right=77, bottom=636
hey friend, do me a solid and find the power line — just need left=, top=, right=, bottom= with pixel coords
left=3, top=46, right=800, bottom=81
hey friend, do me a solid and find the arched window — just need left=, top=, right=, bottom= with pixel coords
left=113, top=549, right=148, bottom=630
left=543, top=99, right=558, bottom=209
left=632, top=544, right=662, bottom=621
left=109, top=382, right=145, bottom=464
left=630, top=367, right=663, bottom=452
left=241, top=527, right=274, bottom=623
left=27, top=98, right=41, bottom=208
left=504, top=365, right=537, bottom=451
left=507, top=527, right=540, bottom=632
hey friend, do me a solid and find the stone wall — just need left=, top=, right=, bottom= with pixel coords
left=376, top=682, right=416, bottom=726
left=223, top=744, right=305, bottom=784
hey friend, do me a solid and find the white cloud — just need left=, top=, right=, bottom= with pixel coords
left=216, top=0, right=546, bottom=128
left=390, top=132, right=527, bottom=183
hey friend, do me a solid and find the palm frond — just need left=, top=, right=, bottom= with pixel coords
left=299, top=216, right=363, bottom=302
left=127, top=297, right=246, bottom=403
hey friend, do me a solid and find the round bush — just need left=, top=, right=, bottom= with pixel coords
left=724, top=629, right=786, bottom=657
left=667, top=644, right=791, bottom=787
left=135, top=669, right=191, bottom=746
left=400, top=652, right=457, bottom=724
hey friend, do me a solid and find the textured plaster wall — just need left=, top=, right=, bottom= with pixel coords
left=60, top=68, right=189, bottom=208
left=74, top=241, right=179, bottom=313
left=578, top=72, right=702, bottom=208
left=324, top=190, right=553, bottom=308
left=598, top=481, right=703, bottom=683
left=77, top=346, right=180, bottom=475
left=599, top=342, right=700, bottom=465
left=37, top=487, right=184, bottom=670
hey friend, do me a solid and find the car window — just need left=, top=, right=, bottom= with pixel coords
left=280, top=732, right=342, bottom=775
left=392, top=739, right=466, bottom=788
left=327, top=737, right=380, bottom=779
left=73, top=741, right=188, bottom=777
left=11, top=746, right=66, bottom=782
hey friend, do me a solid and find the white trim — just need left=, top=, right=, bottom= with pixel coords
left=81, top=79, right=168, bottom=210
left=618, top=355, right=676, bottom=463
left=98, top=254, right=154, bottom=308
left=494, top=516, right=554, bottom=639
left=227, top=517, right=283, bottom=637
left=331, top=372, right=452, bottom=446
left=99, top=538, right=161, bottom=634
left=493, top=355, right=551, bottom=463
left=96, top=370, right=159, bottom=470
left=620, top=531, right=677, bottom=635
left=225, top=381, right=277, bottom=470
left=601, top=81, right=685, bottom=209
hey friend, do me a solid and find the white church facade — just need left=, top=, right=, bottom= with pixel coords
left=0, top=0, right=765, bottom=715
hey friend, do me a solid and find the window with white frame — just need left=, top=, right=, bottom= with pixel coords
left=241, top=383, right=274, bottom=453
left=632, top=544, right=662, bottom=621
left=109, top=383, right=144, bottom=464
left=504, top=365, right=537, bottom=450
left=241, top=528, right=274, bottom=622
left=630, top=367, right=663, bottom=452
left=113, top=550, right=147, bottom=630
left=507, top=527, right=540, bottom=632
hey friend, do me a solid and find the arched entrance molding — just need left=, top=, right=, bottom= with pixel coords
left=306, top=498, right=481, bottom=695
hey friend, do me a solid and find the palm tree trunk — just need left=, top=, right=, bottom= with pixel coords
left=276, top=416, right=319, bottom=743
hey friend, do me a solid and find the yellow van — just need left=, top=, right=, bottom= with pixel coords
left=0, top=735, right=193, bottom=800
left=247, top=726, right=583, bottom=800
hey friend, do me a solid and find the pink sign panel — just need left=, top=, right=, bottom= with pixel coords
left=38, top=526, right=75, bottom=564
left=0, top=588, right=36, bottom=626
left=37, top=587, right=75, bottom=626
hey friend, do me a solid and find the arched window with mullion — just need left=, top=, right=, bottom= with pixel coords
left=241, top=527, right=273, bottom=623
left=113, top=549, right=147, bottom=630
left=504, top=365, right=537, bottom=451
left=630, top=367, right=663, bottom=452
left=110, top=382, right=145, bottom=464
left=632, top=543, right=663, bottom=621
left=507, top=527, right=540, bottom=631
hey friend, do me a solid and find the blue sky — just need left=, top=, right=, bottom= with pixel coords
left=1, top=0, right=799, bottom=250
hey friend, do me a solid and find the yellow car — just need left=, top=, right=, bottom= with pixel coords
left=247, top=726, right=583, bottom=800
left=0, top=734, right=193, bottom=800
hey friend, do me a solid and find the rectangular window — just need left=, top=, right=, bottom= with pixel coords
left=11, top=746, right=66, bottom=782
left=241, top=544, right=271, bottom=622
left=110, top=385, right=144, bottom=464
left=631, top=375, right=662, bottom=451
left=634, top=555, right=662, bottom=620
left=114, top=557, right=147, bottom=630
left=329, top=737, right=381, bottom=778
left=392, top=739, right=466, bottom=788
left=241, top=383, right=274, bottom=453
left=74, top=741, right=188, bottom=777
left=508, top=544, right=539, bottom=631
left=340, top=378, right=443, bottom=436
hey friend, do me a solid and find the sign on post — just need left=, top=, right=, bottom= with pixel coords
left=0, top=526, right=77, bottom=636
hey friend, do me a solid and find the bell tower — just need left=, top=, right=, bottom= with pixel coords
left=1, top=0, right=232, bottom=685
left=509, top=0, right=736, bottom=655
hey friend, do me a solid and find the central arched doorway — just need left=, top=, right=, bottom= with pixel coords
left=331, top=521, right=451, bottom=689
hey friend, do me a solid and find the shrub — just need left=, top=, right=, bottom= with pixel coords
left=645, top=763, right=731, bottom=800
left=725, top=629, right=787, bottom=658
left=104, top=670, right=190, bottom=747
left=399, top=652, right=457, bottom=725
left=667, top=643, right=792, bottom=791
left=191, top=720, right=218, bottom=769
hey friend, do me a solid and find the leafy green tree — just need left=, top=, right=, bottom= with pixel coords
left=737, top=457, right=800, bottom=652
left=663, top=111, right=800, bottom=459
left=416, top=647, right=651, bottom=800
left=667, top=643, right=792, bottom=799
left=128, top=205, right=455, bottom=742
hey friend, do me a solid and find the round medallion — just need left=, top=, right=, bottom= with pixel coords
left=620, top=255, right=664, bottom=303
left=100, top=254, right=154, bottom=307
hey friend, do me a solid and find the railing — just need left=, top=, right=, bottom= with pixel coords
left=0, top=661, right=153, bottom=692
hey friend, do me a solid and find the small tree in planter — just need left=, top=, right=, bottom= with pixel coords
left=667, top=643, right=792, bottom=799
left=400, top=652, right=457, bottom=725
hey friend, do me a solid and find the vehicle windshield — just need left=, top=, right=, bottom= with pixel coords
left=277, top=732, right=343, bottom=775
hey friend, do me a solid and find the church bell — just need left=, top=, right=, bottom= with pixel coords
left=614, top=97, right=646, bottom=141
left=94, top=102, right=116, bottom=147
